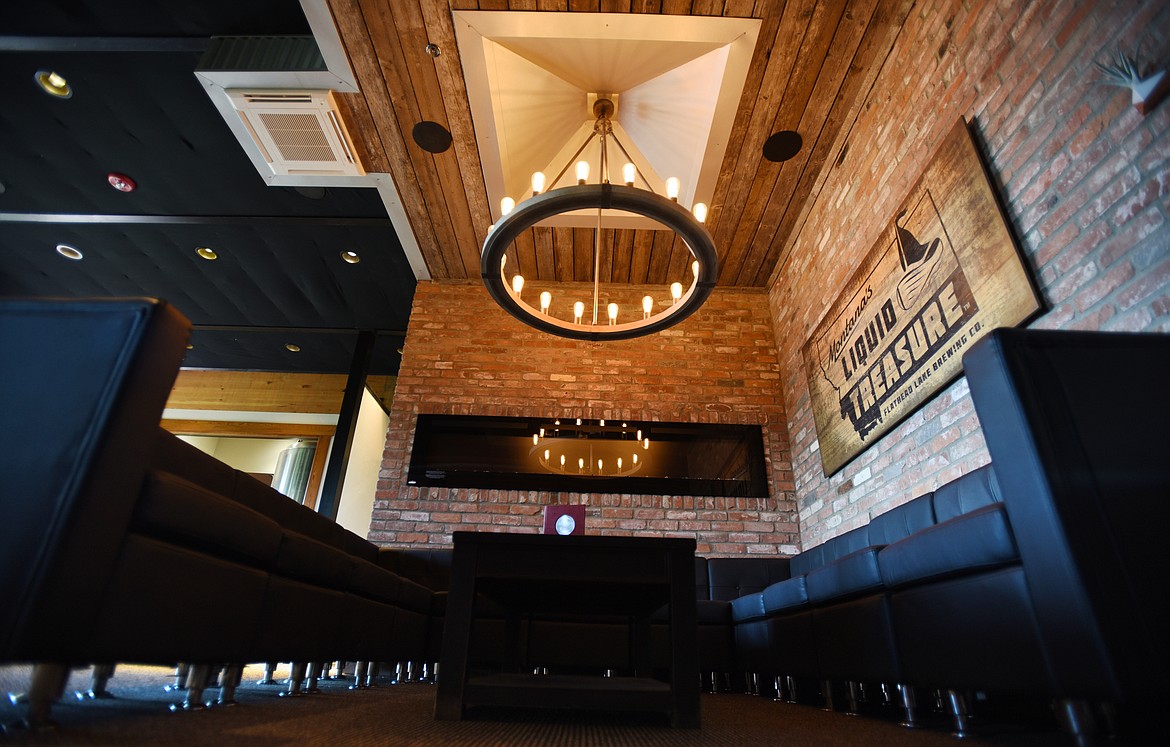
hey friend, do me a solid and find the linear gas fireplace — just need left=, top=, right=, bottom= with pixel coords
left=407, top=414, right=767, bottom=497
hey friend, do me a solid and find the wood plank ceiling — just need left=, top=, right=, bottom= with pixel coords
left=167, top=370, right=397, bottom=413
left=328, top=0, right=912, bottom=289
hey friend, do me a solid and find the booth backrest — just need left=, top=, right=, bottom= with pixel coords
left=791, top=524, right=871, bottom=578
left=155, top=429, right=376, bottom=563
left=965, top=327, right=1170, bottom=703
left=706, top=557, right=792, bottom=601
left=694, top=556, right=710, bottom=600
left=382, top=548, right=454, bottom=592
left=931, top=463, right=1001, bottom=523
left=152, top=427, right=237, bottom=497
left=1, top=298, right=190, bottom=657
left=867, top=492, right=936, bottom=546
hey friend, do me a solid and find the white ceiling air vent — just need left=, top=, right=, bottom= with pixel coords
left=225, top=89, right=364, bottom=178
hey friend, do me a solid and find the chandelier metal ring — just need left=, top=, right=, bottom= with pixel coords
left=480, top=183, right=718, bottom=341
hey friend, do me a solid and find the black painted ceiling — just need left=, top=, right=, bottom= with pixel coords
left=0, top=1, right=415, bottom=374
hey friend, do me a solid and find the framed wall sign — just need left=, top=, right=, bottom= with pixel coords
left=802, top=118, right=1041, bottom=476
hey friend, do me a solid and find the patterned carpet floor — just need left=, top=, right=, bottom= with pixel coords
left=0, top=664, right=1138, bottom=746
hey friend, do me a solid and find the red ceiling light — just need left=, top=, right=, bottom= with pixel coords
left=107, top=173, right=136, bottom=192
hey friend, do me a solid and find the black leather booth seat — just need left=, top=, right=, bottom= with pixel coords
left=965, top=328, right=1170, bottom=708
left=1, top=297, right=428, bottom=721
left=722, top=328, right=1169, bottom=739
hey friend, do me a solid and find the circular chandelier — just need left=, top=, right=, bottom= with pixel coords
left=481, top=98, right=717, bottom=342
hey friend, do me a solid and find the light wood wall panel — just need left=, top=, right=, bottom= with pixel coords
left=167, top=370, right=396, bottom=414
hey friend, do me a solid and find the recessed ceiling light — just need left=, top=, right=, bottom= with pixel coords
left=107, top=172, right=136, bottom=192
left=285, top=343, right=301, bottom=353
left=340, top=250, right=361, bottom=264
left=35, top=70, right=72, bottom=99
left=196, top=247, right=218, bottom=260
left=55, top=243, right=83, bottom=260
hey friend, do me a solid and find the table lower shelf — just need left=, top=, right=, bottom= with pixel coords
left=462, top=673, right=674, bottom=714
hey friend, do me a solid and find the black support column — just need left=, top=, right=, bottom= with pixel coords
left=316, top=330, right=375, bottom=520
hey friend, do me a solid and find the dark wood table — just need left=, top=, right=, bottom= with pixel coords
left=434, top=531, right=700, bottom=728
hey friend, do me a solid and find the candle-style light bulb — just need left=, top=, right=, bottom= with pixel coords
left=539, top=427, right=545, bottom=437
left=637, top=429, right=642, bottom=441
left=617, top=457, right=623, bottom=470
left=643, top=437, right=650, bottom=449
left=633, top=453, right=638, bottom=465
left=500, top=196, right=515, bottom=216
left=573, top=301, right=584, bottom=323
left=642, top=295, right=654, bottom=317
left=540, top=291, right=552, bottom=313
left=692, top=260, right=700, bottom=277
left=693, top=202, right=708, bottom=223
left=543, top=449, right=550, bottom=461
left=607, top=303, right=618, bottom=324
left=531, top=171, right=546, bottom=195
left=575, top=160, right=590, bottom=185
left=533, top=433, right=539, bottom=445
left=600, top=420, right=605, bottom=427
left=576, top=418, right=582, bottom=426
left=622, top=162, right=636, bottom=186
left=597, top=459, right=603, bottom=472
left=560, top=454, right=566, bottom=467
left=665, top=176, right=680, bottom=201
left=671, top=282, right=683, bottom=303
left=578, top=457, right=584, bottom=471
left=512, top=274, right=525, bottom=296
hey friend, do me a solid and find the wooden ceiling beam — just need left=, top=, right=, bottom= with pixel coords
left=358, top=0, right=469, bottom=279
left=554, top=226, right=575, bottom=281
left=711, top=0, right=809, bottom=281
left=332, top=93, right=393, bottom=173
left=718, top=0, right=828, bottom=285
left=167, top=369, right=395, bottom=414
left=630, top=229, right=656, bottom=285
left=330, top=0, right=450, bottom=278
left=420, top=0, right=494, bottom=259
left=395, top=0, right=483, bottom=277
left=534, top=226, right=558, bottom=280
left=762, top=0, right=916, bottom=287
left=705, top=4, right=778, bottom=253
left=513, top=227, right=540, bottom=281
left=162, top=420, right=337, bottom=438
left=732, top=0, right=867, bottom=285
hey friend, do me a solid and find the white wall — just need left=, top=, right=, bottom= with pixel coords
left=335, top=387, right=390, bottom=538
left=178, top=435, right=221, bottom=457
left=175, top=386, right=389, bottom=537
left=178, top=434, right=299, bottom=474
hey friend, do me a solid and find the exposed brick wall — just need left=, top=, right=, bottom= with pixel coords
left=371, top=280, right=798, bottom=556
left=771, top=0, right=1170, bottom=548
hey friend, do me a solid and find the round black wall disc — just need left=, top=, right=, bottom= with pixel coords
left=763, top=130, right=802, bottom=162
left=412, top=121, right=453, bottom=154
